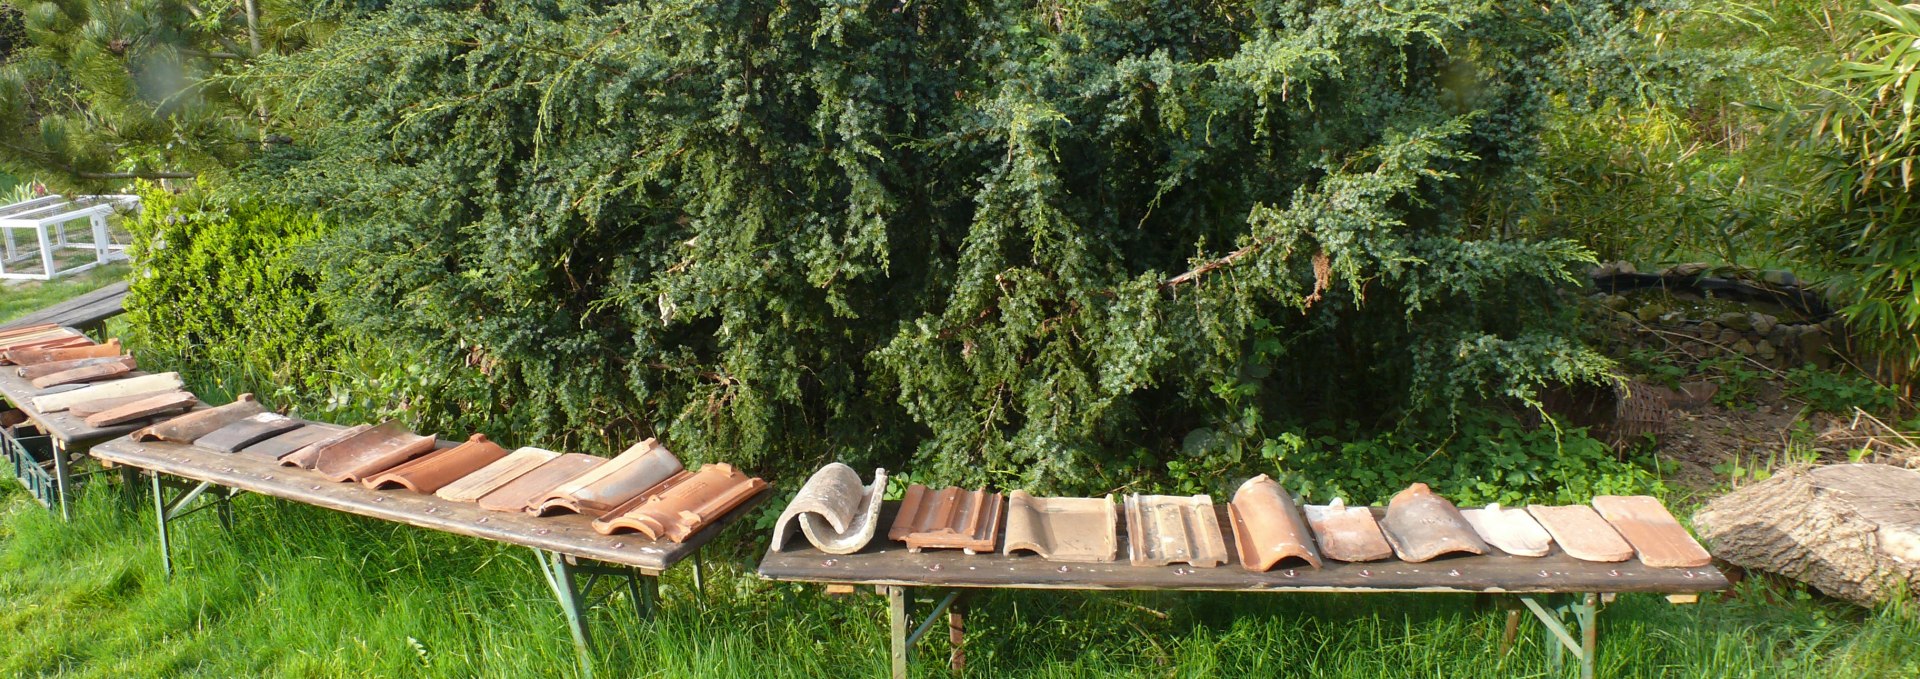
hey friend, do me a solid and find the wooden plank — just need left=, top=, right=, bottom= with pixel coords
left=0, top=362, right=165, bottom=445
left=92, top=435, right=766, bottom=571
left=0, top=282, right=129, bottom=332
left=758, top=501, right=1730, bottom=594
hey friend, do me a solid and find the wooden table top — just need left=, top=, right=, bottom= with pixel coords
left=93, top=436, right=765, bottom=572
left=759, top=501, right=1730, bottom=594
left=0, top=365, right=159, bottom=446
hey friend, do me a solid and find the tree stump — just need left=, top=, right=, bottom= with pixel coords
left=1693, top=464, right=1920, bottom=606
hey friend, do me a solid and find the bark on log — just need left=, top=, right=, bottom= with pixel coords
left=1693, top=464, right=1920, bottom=606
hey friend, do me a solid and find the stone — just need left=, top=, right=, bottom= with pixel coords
left=1664, top=262, right=1711, bottom=278
left=1760, top=269, right=1799, bottom=287
left=1732, top=340, right=1755, bottom=355
left=1698, top=321, right=1720, bottom=336
left=1756, top=340, right=1777, bottom=360
left=1717, top=329, right=1741, bottom=345
left=1717, top=312, right=1752, bottom=331
left=1601, top=294, right=1630, bottom=311
left=1751, top=313, right=1777, bottom=335
left=1592, top=261, right=1637, bottom=277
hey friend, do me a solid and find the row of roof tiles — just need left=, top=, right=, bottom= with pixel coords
left=771, top=465, right=1711, bottom=570
left=126, top=401, right=768, bottom=541
left=2, top=324, right=1710, bottom=566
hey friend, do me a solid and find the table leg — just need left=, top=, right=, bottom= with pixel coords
left=889, top=585, right=911, bottom=679
left=1500, top=600, right=1521, bottom=654
left=535, top=549, right=594, bottom=677
left=1519, top=593, right=1602, bottom=679
left=52, top=438, right=71, bottom=521
left=151, top=473, right=171, bottom=578
left=948, top=593, right=966, bottom=675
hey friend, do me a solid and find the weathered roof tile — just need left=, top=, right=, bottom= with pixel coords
left=475, top=453, right=604, bottom=512
left=1125, top=494, right=1229, bottom=568
left=242, top=422, right=345, bottom=460
left=34, top=372, right=183, bottom=413
left=1380, top=483, right=1488, bottom=562
left=531, top=438, right=682, bottom=516
left=1303, top=500, right=1394, bottom=562
left=131, top=393, right=263, bottom=442
left=1460, top=503, right=1553, bottom=557
left=1528, top=504, right=1635, bottom=562
left=435, top=447, right=559, bottom=502
left=312, top=420, right=439, bottom=482
left=195, top=413, right=303, bottom=454
left=1003, top=491, right=1118, bottom=563
left=772, top=463, right=887, bottom=555
left=28, top=359, right=133, bottom=389
left=81, top=391, right=197, bottom=428
left=1592, top=495, right=1712, bottom=568
left=592, top=463, right=768, bottom=541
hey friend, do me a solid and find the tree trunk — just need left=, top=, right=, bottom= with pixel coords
left=1693, top=464, right=1920, bottom=606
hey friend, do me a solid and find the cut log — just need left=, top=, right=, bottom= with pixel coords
left=1693, top=464, right=1920, bottom=606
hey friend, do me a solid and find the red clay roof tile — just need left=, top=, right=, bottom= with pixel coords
left=1380, top=483, right=1488, bottom=562
left=362, top=433, right=510, bottom=494
left=887, top=485, right=1003, bottom=554
left=1228, top=475, right=1323, bottom=571
left=1591, top=495, right=1712, bottom=568
left=311, top=420, right=438, bottom=482
left=591, top=463, right=768, bottom=541
left=530, top=439, right=683, bottom=516
left=1303, top=500, right=1394, bottom=562
left=132, top=394, right=264, bottom=443
left=434, top=447, right=559, bottom=502
left=475, top=453, right=604, bottom=512
left=1527, top=504, right=1635, bottom=562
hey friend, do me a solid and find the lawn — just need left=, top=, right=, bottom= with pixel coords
left=0, top=479, right=1914, bottom=677
left=0, top=263, right=129, bottom=325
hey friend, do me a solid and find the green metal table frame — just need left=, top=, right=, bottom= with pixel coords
left=136, top=467, right=712, bottom=679
left=876, top=586, right=1610, bottom=679
left=2, top=421, right=102, bottom=519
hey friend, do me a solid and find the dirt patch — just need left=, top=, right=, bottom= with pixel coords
left=1651, top=380, right=1916, bottom=502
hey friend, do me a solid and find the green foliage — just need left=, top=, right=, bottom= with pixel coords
left=1785, top=363, right=1900, bottom=414
left=1797, top=1, right=1920, bottom=378
left=1209, top=413, right=1666, bottom=506
left=0, top=0, right=321, bottom=189
left=119, top=182, right=356, bottom=415
left=219, top=0, right=1730, bottom=489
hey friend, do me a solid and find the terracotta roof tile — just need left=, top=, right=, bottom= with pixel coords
left=1125, top=494, right=1229, bottom=568
left=531, top=438, right=683, bottom=516
left=1591, top=495, right=1712, bottom=568
left=1459, top=503, right=1553, bottom=557
left=363, top=434, right=510, bottom=494
left=82, top=391, right=197, bottom=428
left=1380, top=483, right=1488, bottom=562
left=1303, top=500, right=1394, bottom=562
left=1228, top=475, right=1322, bottom=571
left=771, top=463, right=887, bottom=555
left=132, top=393, right=264, bottom=443
left=34, top=372, right=183, bottom=413
left=591, top=463, right=768, bottom=541
left=278, top=425, right=371, bottom=468
left=1527, top=504, right=1635, bottom=562
left=242, top=422, right=346, bottom=460
left=28, top=358, right=133, bottom=389
left=15, top=355, right=133, bottom=381
left=1003, top=491, right=1119, bottom=563
left=476, top=453, right=604, bottom=512
left=434, top=447, right=559, bottom=502
left=311, top=420, right=438, bottom=482
left=886, top=485, right=1003, bottom=553
left=6, top=338, right=120, bottom=366
left=195, top=413, right=303, bottom=454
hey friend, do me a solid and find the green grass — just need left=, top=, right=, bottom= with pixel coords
left=0, top=263, right=130, bottom=325
left=0, top=481, right=1913, bottom=677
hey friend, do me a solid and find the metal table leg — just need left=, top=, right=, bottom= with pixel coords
left=1519, top=593, right=1602, bottom=679
left=534, top=549, right=663, bottom=679
left=889, top=586, right=911, bottom=679
left=52, top=438, right=72, bottom=520
left=149, top=474, right=231, bottom=579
